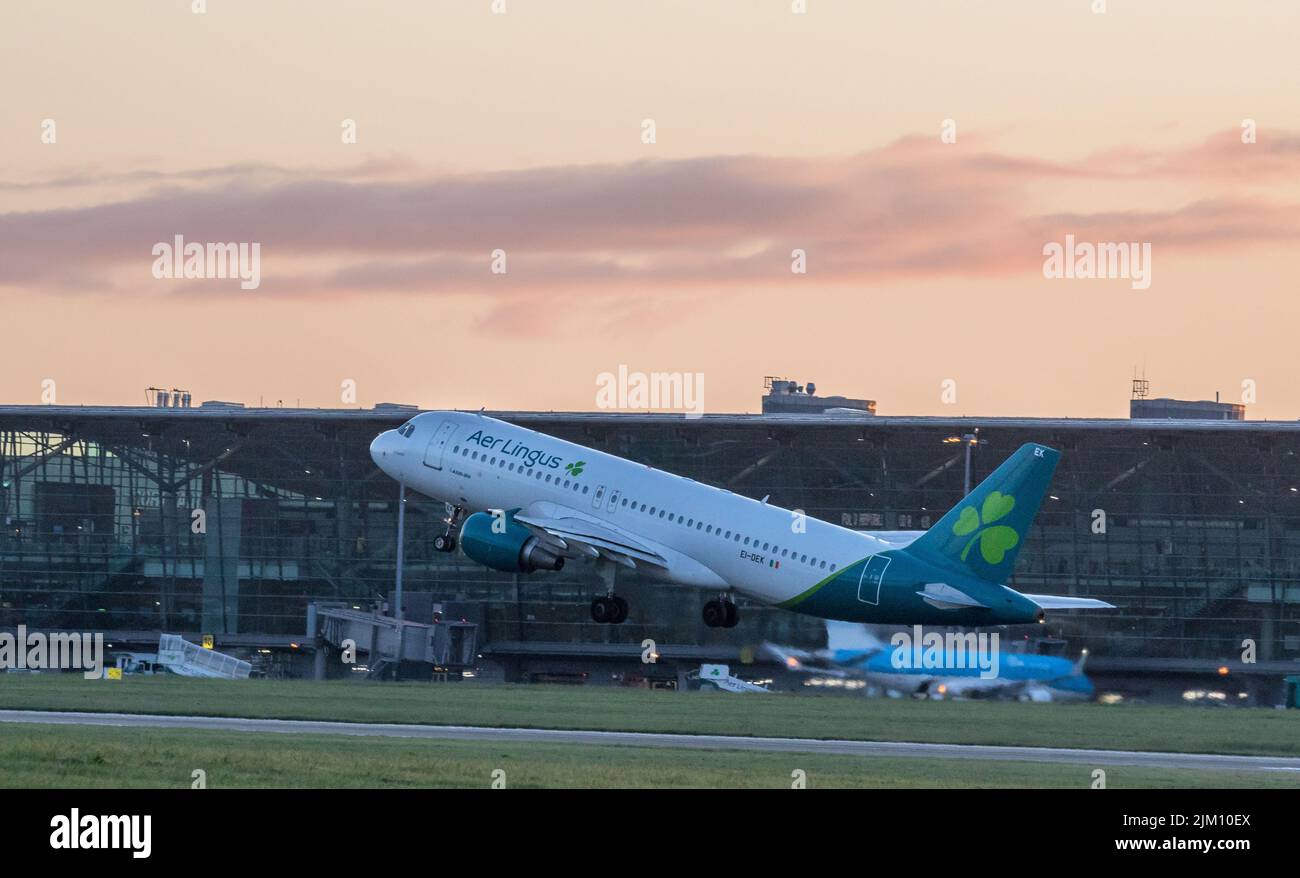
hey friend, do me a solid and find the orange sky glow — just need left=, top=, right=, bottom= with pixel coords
left=2, top=2, right=1297, bottom=418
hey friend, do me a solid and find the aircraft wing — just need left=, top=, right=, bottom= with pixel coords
left=759, top=642, right=848, bottom=677
left=514, top=503, right=670, bottom=570
left=1021, top=594, right=1116, bottom=610
left=925, top=676, right=1026, bottom=698
left=869, top=529, right=928, bottom=548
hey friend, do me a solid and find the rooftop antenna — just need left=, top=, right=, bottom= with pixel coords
left=1131, top=365, right=1149, bottom=400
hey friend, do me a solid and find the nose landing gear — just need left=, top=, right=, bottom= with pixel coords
left=433, top=503, right=465, bottom=553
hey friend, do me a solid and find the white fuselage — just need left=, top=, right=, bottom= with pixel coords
left=369, top=411, right=899, bottom=606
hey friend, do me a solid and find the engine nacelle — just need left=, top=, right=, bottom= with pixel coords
left=459, top=511, right=565, bottom=573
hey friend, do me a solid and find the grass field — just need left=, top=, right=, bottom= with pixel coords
left=1, top=674, right=1297, bottom=759
left=0, top=722, right=1293, bottom=789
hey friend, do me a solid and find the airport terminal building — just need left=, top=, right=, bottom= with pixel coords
left=1, top=399, right=1297, bottom=681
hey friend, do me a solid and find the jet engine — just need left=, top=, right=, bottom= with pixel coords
left=459, top=510, right=565, bottom=573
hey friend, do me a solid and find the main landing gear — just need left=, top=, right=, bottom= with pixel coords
left=433, top=503, right=464, bottom=553
left=590, top=594, right=629, bottom=625
left=590, top=559, right=628, bottom=624
left=702, top=594, right=739, bottom=628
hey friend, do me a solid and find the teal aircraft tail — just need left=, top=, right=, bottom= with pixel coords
left=906, top=443, right=1059, bottom=585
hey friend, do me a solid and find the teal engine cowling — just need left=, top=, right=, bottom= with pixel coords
left=459, top=511, right=565, bottom=573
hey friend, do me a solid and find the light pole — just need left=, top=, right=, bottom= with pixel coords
left=944, top=429, right=986, bottom=496
left=393, top=481, right=406, bottom=681
left=963, top=432, right=976, bottom=495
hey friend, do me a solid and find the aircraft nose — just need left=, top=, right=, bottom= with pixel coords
left=369, top=431, right=390, bottom=468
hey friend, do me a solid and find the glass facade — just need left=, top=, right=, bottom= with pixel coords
left=1, top=408, right=1296, bottom=661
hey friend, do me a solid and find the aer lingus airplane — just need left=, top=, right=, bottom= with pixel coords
left=369, top=412, right=1114, bottom=628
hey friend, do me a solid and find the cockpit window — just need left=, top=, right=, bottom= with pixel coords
left=397, top=421, right=416, bottom=438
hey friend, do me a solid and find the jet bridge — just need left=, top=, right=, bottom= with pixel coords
left=308, top=602, right=478, bottom=680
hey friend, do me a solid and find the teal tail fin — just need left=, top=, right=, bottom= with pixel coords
left=906, top=443, right=1060, bottom=584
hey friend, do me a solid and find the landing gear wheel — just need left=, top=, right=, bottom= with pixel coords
left=703, top=597, right=739, bottom=628
left=702, top=599, right=727, bottom=628
left=592, top=595, right=628, bottom=624
left=434, top=504, right=465, bottom=553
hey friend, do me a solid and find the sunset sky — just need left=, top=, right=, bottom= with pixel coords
left=2, top=1, right=1298, bottom=417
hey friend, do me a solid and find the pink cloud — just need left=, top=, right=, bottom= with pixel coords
left=2, top=129, right=1298, bottom=301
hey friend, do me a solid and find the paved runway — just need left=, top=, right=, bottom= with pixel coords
left=2, top=709, right=1296, bottom=773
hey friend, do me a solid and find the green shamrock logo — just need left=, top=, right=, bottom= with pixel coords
left=564, top=460, right=586, bottom=476
left=951, top=491, right=1019, bottom=564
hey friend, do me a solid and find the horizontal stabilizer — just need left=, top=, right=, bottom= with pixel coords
left=1022, top=594, right=1116, bottom=610
left=917, top=582, right=988, bottom=610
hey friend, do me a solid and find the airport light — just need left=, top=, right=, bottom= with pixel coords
left=943, top=430, right=987, bottom=495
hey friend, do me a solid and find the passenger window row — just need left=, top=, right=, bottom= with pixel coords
left=452, top=444, right=836, bottom=573
left=455, top=445, right=589, bottom=495
left=604, top=498, right=835, bottom=571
